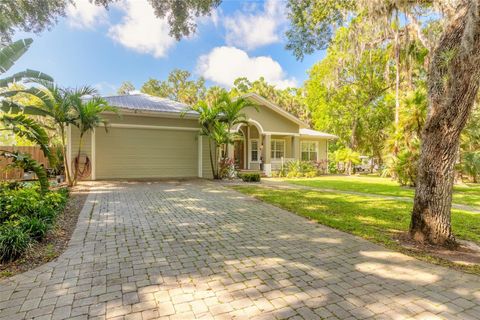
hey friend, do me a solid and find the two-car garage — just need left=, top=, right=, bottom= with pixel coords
left=94, top=126, right=200, bottom=180
left=67, top=93, right=214, bottom=180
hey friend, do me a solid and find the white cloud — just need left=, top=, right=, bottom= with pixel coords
left=94, top=81, right=118, bottom=95
left=223, top=0, right=287, bottom=51
left=197, top=46, right=296, bottom=89
left=107, top=0, right=176, bottom=58
left=66, top=0, right=108, bottom=29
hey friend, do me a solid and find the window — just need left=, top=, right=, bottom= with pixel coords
left=251, top=140, right=259, bottom=162
left=271, top=140, right=285, bottom=160
left=301, top=141, right=318, bottom=161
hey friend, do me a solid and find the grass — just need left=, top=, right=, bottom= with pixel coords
left=232, top=185, right=480, bottom=273
left=281, top=175, right=480, bottom=207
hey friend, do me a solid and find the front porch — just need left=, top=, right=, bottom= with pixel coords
left=229, top=122, right=299, bottom=176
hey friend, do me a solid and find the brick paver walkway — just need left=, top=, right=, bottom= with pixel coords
left=1, top=180, right=479, bottom=320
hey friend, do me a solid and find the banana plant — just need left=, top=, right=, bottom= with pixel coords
left=0, top=38, right=53, bottom=189
left=0, top=151, right=49, bottom=193
left=0, top=38, right=52, bottom=85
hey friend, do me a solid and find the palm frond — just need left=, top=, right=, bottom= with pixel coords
left=0, top=100, right=50, bottom=116
left=0, top=151, right=49, bottom=193
left=0, top=39, right=33, bottom=74
left=0, top=86, right=55, bottom=111
left=0, top=69, right=53, bottom=87
left=0, top=114, right=51, bottom=161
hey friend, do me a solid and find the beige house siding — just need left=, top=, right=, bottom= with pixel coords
left=95, top=127, right=198, bottom=179
left=299, top=138, right=328, bottom=161
left=69, top=126, right=92, bottom=180
left=242, top=105, right=300, bottom=133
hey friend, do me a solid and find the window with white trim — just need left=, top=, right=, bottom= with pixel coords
left=301, top=141, right=318, bottom=161
left=251, top=140, right=259, bottom=162
left=271, top=140, right=285, bottom=160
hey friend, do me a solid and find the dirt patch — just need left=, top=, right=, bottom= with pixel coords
left=0, top=184, right=90, bottom=279
left=396, top=233, right=480, bottom=266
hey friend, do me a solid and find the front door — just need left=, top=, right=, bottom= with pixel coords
left=233, top=140, right=244, bottom=170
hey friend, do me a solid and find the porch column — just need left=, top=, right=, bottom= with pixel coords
left=264, top=133, right=271, bottom=176
left=292, top=135, right=300, bottom=160
left=227, top=143, right=234, bottom=160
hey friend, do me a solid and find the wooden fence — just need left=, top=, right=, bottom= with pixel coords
left=0, top=146, right=51, bottom=181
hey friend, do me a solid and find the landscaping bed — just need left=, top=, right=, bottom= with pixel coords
left=0, top=182, right=89, bottom=278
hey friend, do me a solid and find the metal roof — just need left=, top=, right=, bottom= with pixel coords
left=299, top=128, right=338, bottom=139
left=102, top=93, right=193, bottom=114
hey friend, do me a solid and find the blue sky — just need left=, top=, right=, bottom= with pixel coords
left=11, top=0, right=325, bottom=95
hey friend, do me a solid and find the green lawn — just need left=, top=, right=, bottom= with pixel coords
left=281, top=175, right=480, bottom=207
left=233, top=185, right=480, bottom=272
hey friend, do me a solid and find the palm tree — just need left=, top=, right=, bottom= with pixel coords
left=2, top=83, right=96, bottom=186
left=183, top=100, right=222, bottom=178
left=216, top=93, right=257, bottom=158
left=71, top=96, right=116, bottom=185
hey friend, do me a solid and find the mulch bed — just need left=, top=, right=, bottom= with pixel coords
left=395, top=232, right=480, bottom=274
left=0, top=184, right=90, bottom=279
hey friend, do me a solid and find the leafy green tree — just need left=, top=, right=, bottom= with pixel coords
left=333, top=148, right=361, bottom=175
left=141, top=69, right=206, bottom=105
left=205, top=86, right=228, bottom=105
left=1, top=0, right=221, bottom=42
left=460, top=103, right=480, bottom=182
left=461, top=152, right=480, bottom=183
left=286, top=0, right=480, bottom=247
left=117, top=81, right=135, bottom=95
left=306, top=23, right=393, bottom=156
left=230, top=77, right=309, bottom=122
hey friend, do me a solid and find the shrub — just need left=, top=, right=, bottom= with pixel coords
left=19, top=216, right=50, bottom=241
left=0, top=186, right=68, bottom=224
left=0, top=185, right=68, bottom=263
left=0, top=226, right=31, bottom=262
left=277, top=160, right=320, bottom=178
left=240, top=173, right=261, bottom=182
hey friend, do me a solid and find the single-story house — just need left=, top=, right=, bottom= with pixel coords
left=67, top=92, right=337, bottom=180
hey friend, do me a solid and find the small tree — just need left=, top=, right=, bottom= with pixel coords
left=183, top=95, right=253, bottom=180
left=333, top=148, right=361, bottom=175
left=3, top=84, right=96, bottom=186
left=71, top=96, right=116, bottom=185
left=183, top=100, right=222, bottom=179
left=216, top=93, right=257, bottom=157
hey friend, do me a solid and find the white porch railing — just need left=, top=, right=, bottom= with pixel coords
left=271, top=157, right=296, bottom=171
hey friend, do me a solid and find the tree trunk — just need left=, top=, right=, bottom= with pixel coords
left=72, top=133, right=84, bottom=186
left=208, top=138, right=216, bottom=179
left=60, top=126, right=71, bottom=185
left=411, top=2, right=480, bottom=246
left=393, top=8, right=401, bottom=156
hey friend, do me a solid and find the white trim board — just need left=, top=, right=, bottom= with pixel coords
left=264, top=131, right=300, bottom=136
left=108, top=123, right=200, bottom=131
left=67, top=125, right=72, bottom=178
left=91, top=128, right=96, bottom=180
left=198, top=136, right=203, bottom=178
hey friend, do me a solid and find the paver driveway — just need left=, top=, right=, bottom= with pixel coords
left=1, top=180, right=479, bottom=320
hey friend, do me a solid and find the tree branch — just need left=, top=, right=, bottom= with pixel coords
left=404, top=11, right=433, bottom=52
